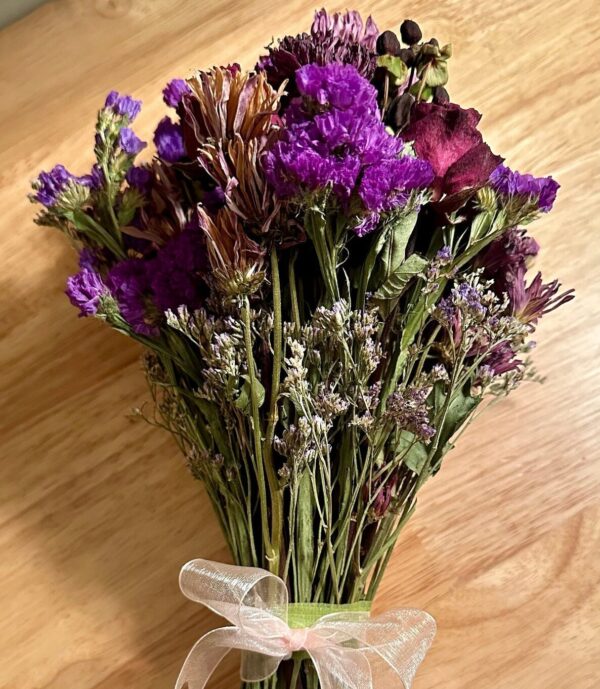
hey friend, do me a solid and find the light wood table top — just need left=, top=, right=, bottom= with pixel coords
left=1, top=1, right=599, bottom=688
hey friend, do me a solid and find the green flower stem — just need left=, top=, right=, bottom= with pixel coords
left=288, top=254, right=301, bottom=333
left=264, top=248, right=284, bottom=575
left=242, top=297, right=274, bottom=567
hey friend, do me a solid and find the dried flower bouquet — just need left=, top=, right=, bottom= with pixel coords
left=30, top=9, right=572, bottom=689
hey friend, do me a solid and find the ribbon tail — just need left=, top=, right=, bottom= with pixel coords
left=174, top=627, right=239, bottom=689
left=310, top=647, right=373, bottom=689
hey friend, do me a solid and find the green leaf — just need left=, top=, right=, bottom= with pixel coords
left=374, top=211, right=419, bottom=285
left=469, top=210, right=495, bottom=243
left=234, top=375, right=265, bottom=414
left=373, top=253, right=428, bottom=301
left=424, top=59, right=449, bottom=87
left=430, top=384, right=478, bottom=468
left=395, top=430, right=429, bottom=475
left=377, top=54, right=409, bottom=83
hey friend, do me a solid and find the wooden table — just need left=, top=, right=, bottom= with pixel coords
left=1, top=1, right=599, bottom=687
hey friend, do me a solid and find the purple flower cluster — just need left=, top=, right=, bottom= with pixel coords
left=104, top=91, right=142, bottom=121
left=489, top=164, right=559, bottom=212
left=106, top=228, right=207, bottom=335
left=118, top=127, right=147, bottom=156
left=263, top=63, right=433, bottom=234
left=33, top=164, right=103, bottom=207
left=126, top=165, right=153, bottom=192
left=154, top=117, right=186, bottom=162
left=386, top=386, right=436, bottom=442
left=65, top=268, right=108, bottom=317
left=163, top=78, right=191, bottom=108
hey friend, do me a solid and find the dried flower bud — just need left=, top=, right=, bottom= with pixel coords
left=432, top=86, right=450, bottom=104
left=400, top=19, right=422, bottom=46
left=376, top=30, right=401, bottom=56
left=387, top=92, right=415, bottom=130
left=398, top=47, right=416, bottom=67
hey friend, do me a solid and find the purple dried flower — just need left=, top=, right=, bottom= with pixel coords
left=118, top=127, right=147, bottom=156
left=506, top=268, right=574, bottom=327
left=386, top=385, right=436, bottom=442
left=65, top=269, right=108, bottom=317
left=357, top=156, right=434, bottom=215
left=264, top=63, right=432, bottom=229
left=296, top=62, right=379, bottom=115
left=79, top=163, right=104, bottom=190
left=163, top=78, right=191, bottom=108
left=436, top=246, right=452, bottom=262
left=33, top=165, right=74, bottom=207
left=489, top=165, right=559, bottom=212
left=154, top=117, right=186, bottom=162
left=104, top=91, right=142, bottom=121
left=149, top=228, right=208, bottom=312
left=107, top=259, right=157, bottom=336
left=481, top=341, right=522, bottom=376
left=126, top=165, right=152, bottom=192
left=312, top=8, right=378, bottom=50
left=257, top=9, right=378, bottom=91
left=477, top=228, right=539, bottom=283
left=452, top=282, right=486, bottom=316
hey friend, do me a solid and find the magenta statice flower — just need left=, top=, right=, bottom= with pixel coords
left=295, top=62, right=378, bottom=115
left=357, top=157, right=434, bottom=217
left=489, top=164, right=559, bottom=212
left=163, top=78, right=191, bottom=108
left=104, top=91, right=142, bottom=121
left=154, top=117, right=186, bottom=162
left=118, top=127, right=147, bottom=156
left=257, top=9, right=378, bottom=90
left=264, top=63, right=432, bottom=233
left=65, top=268, right=108, bottom=317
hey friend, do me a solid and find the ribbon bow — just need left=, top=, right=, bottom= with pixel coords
left=175, top=559, right=436, bottom=689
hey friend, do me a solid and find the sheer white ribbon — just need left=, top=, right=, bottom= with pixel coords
left=174, top=559, right=435, bottom=689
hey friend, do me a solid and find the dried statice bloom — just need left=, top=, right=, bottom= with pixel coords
left=351, top=381, right=382, bottom=432
left=315, top=384, right=350, bottom=421
left=163, top=78, right=191, bottom=109
left=489, top=164, right=559, bottom=213
left=282, top=340, right=310, bottom=405
left=263, top=63, right=432, bottom=233
left=312, top=300, right=350, bottom=339
left=65, top=268, right=110, bottom=317
left=104, top=91, right=142, bottom=121
left=154, top=117, right=186, bottom=162
left=386, top=385, right=436, bottom=442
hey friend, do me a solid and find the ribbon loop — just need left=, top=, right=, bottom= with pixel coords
left=175, top=559, right=435, bottom=689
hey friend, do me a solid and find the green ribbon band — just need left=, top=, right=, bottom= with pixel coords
left=286, top=601, right=372, bottom=629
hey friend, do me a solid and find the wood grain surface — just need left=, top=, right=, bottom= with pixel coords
left=1, top=1, right=599, bottom=688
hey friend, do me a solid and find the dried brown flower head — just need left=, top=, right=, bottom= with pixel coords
left=197, top=206, right=265, bottom=298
